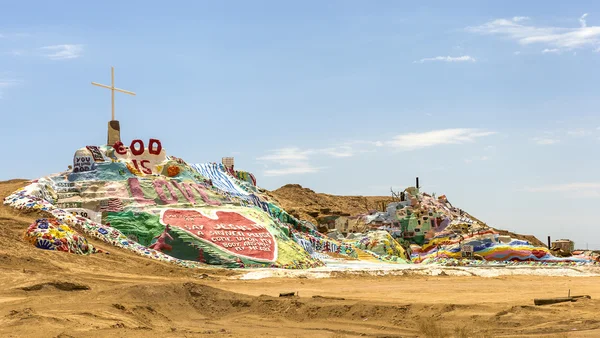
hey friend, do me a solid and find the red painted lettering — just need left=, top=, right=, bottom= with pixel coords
left=191, top=183, right=221, bottom=206
left=127, top=178, right=155, bottom=205
left=140, top=160, right=152, bottom=174
left=171, top=181, right=196, bottom=204
left=148, top=138, right=162, bottom=155
left=113, top=141, right=127, bottom=155
left=153, top=180, right=178, bottom=204
left=132, top=159, right=152, bottom=175
left=130, top=139, right=144, bottom=156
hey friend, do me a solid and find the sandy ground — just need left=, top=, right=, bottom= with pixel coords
left=2, top=180, right=600, bottom=337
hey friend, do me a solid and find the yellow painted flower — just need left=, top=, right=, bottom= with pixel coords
left=49, top=229, right=66, bottom=239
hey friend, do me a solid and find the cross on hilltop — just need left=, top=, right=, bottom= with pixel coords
left=92, top=67, right=136, bottom=145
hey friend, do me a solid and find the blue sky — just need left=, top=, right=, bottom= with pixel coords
left=2, top=1, right=600, bottom=248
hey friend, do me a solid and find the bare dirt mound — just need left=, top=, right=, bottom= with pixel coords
left=267, top=184, right=392, bottom=224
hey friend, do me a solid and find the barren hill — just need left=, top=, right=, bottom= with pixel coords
left=267, top=184, right=393, bottom=224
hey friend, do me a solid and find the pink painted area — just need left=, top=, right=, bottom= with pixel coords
left=161, top=209, right=276, bottom=262
left=127, top=178, right=154, bottom=205
left=171, top=181, right=196, bottom=204
left=191, top=183, right=221, bottom=206
left=126, top=178, right=223, bottom=207
left=153, top=180, right=178, bottom=204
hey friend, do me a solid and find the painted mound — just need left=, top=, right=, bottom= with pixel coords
left=3, top=139, right=329, bottom=269
left=25, top=218, right=102, bottom=254
left=362, top=188, right=592, bottom=265
left=4, top=138, right=593, bottom=269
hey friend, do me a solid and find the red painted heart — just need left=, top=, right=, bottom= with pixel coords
left=161, top=209, right=277, bottom=262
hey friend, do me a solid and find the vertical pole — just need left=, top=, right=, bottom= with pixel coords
left=111, top=66, right=115, bottom=121
left=416, top=177, right=420, bottom=189
left=547, top=236, right=551, bottom=249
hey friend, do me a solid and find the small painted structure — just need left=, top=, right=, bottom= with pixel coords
left=222, top=157, right=234, bottom=170
left=552, top=239, right=575, bottom=254
left=318, top=215, right=366, bottom=235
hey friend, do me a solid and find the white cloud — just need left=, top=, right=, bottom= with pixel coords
left=256, top=147, right=311, bottom=162
left=513, top=16, right=530, bottom=22
left=0, top=79, right=20, bottom=87
left=257, top=139, right=384, bottom=176
left=40, top=44, right=83, bottom=60
left=542, top=48, right=560, bottom=54
left=385, top=128, right=496, bottom=150
left=258, top=148, right=321, bottom=176
left=415, top=55, right=476, bottom=63
left=467, top=14, right=600, bottom=51
left=263, top=165, right=322, bottom=176
left=513, top=51, right=521, bottom=55
left=342, top=140, right=384, bottom=148
left=566, top=129, right=590, bottom=137
left=320, top=146, right=355, bottom=158
left=0, top=32, right=29, bottom=39
left=464, top=155, right=491, bottom=164
left=525, top=182, right=600, bottom=192
left=257, top=129, right=496, bottom=176
left=580, top=13, right=589, bottom=28
left=7, top=49, right=25, bottom=56
left=257, top=147, right=332, bottom=177
left=524, top=182, right=600, bottom=198
left=532, top=137, right=560, bottom=145
left=0, top=79, right=22, bottom=99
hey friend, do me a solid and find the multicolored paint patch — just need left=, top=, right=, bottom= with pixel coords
left=25, top=218, right=102, bottom=255
left=3, top=141, right=325, bottom=269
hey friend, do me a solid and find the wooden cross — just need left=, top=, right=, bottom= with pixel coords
left=92, top=66, right=136, bottom=121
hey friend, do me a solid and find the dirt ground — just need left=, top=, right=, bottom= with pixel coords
left=2, top=180, right=600, bottom=338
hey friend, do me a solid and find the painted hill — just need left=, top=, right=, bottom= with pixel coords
left=269, top=184, right=546, bottom=247
left=3, top=138, right=596, bottom=269
left=2, top=141, right=348, bottom=269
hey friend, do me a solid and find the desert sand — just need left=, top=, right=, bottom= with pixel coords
left=2, top=179, right=600, bottom=338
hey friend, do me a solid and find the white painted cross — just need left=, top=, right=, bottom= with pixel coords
left=92, top=66, right=136, bottom=121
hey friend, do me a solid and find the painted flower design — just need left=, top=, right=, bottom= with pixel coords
left=36, top=239, right=55, bottom=250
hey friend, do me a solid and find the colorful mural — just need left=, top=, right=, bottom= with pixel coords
left=3, top=138, right=596, bottom=269
left=3, top=139, right=327, bottom=269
